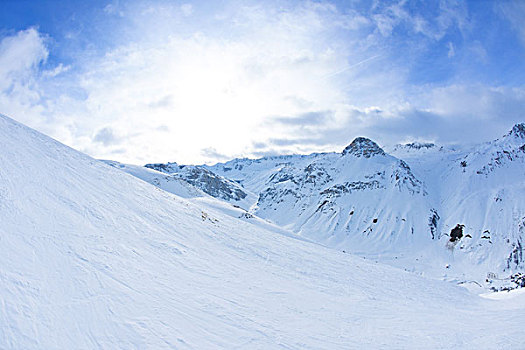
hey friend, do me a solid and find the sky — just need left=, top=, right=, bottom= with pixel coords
left=0, top=0, right=524, bottom=165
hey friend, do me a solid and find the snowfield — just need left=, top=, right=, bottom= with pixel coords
left=1, top=113, right=525, bottom=349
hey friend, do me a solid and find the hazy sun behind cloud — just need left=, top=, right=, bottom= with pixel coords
left=0, top=0, right=525, bottom=164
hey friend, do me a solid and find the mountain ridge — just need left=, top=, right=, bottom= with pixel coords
left=128, top=122, right=525, bottom=286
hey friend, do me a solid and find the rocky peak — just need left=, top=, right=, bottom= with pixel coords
left=507, top=123, right=525, bottom=139
left=342, top=137, right=385, bottom=158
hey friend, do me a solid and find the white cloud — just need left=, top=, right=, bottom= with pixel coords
left=447, top=42, right=455, bottom=58
left=93, top=126, right=120, bottom=146
left=32, top=2, right=380, bottom=164
left=260, top=83, right=525, bottom=154
left=42, top=63, right=71, bottom=78
left=0, top=28, right=48, bottom=91
left=370, top=0, right=469, bottom=41
left=0, top=2, right=523, bottom=165
left=498, top=1, right=525, bottom=47
left=104, top=2, right=124, bottom=17
left=0, top=28, right=51, bottom=134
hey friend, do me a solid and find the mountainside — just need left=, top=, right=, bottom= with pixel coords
left=101, top=160, right=291, bottom=233
left=203, top=153, right=325, bottom=194
left=406, top=124, right=525, bottom=279
left=102, top=160, right=207, bottom=199
left=199, top=124, right=525, bottom=285
left=249, top=138, right=430, bottom=252
left=142, top=161, right=256, bottom=210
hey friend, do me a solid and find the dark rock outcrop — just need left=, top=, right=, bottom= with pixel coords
left=449, top=224, right=464, bottom=242
left=342, top=137, right=385, bottom=158
left=507, top=123, right=525, bottom=139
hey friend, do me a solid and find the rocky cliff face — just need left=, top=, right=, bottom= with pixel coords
left=342, top=137, right=386, bottom=158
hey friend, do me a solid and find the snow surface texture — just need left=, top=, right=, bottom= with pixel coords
left=1, top=113, right=525, bottom=349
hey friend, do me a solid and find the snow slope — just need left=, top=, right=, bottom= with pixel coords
left=101, top=160, right=303, bottom=241
left=1, top=113, right=525, bottom=349
left=389, top=125, right=525, bottom=282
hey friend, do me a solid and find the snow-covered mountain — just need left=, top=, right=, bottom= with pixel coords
left=2, top=113, right=525, bottom=348
left=238, top=137, right=431, bottom=253
left=404, top=124, right=525, bottom=280
left=100, top=159, right=289, bottom=232
left=102, top=160, right=208, bottom=199
left=201, top=124, right=525, bottom=284
left=141, top=161, right=257, bottom=210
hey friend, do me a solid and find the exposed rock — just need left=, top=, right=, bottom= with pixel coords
left=406, top=142, right=435, bottom=149
left=146, top=162, right=248, bottom=202
left=320, top=180, right=384, bottom=198
left=181, top=167, right=247, bottom=201
left=391, top=160, right=425, bottom=195
left=507, top=240, right=524, bottom=269
left=342, top=137, right=385, bottom=158
left=429, top=209, right=440, bottom=239
left=507, top=123, right=525, bottom=139
left=475, top=148, right=524, bottom=175
left=449, top=224, right=464, bottom=242
left=145, top=162, right=181, bottom=173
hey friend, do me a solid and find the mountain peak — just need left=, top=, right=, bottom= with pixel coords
left=342, top=137, right=385, bottom=158
left=507, top=123, right=525, bottom=139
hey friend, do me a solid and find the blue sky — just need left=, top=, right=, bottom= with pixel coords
left=1, top=0, right=524, bottom=164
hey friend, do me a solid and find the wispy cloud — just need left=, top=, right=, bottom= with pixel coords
left=323, top=55, right=381, bottom=78
left=497, top=1, right=525, bottom=47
